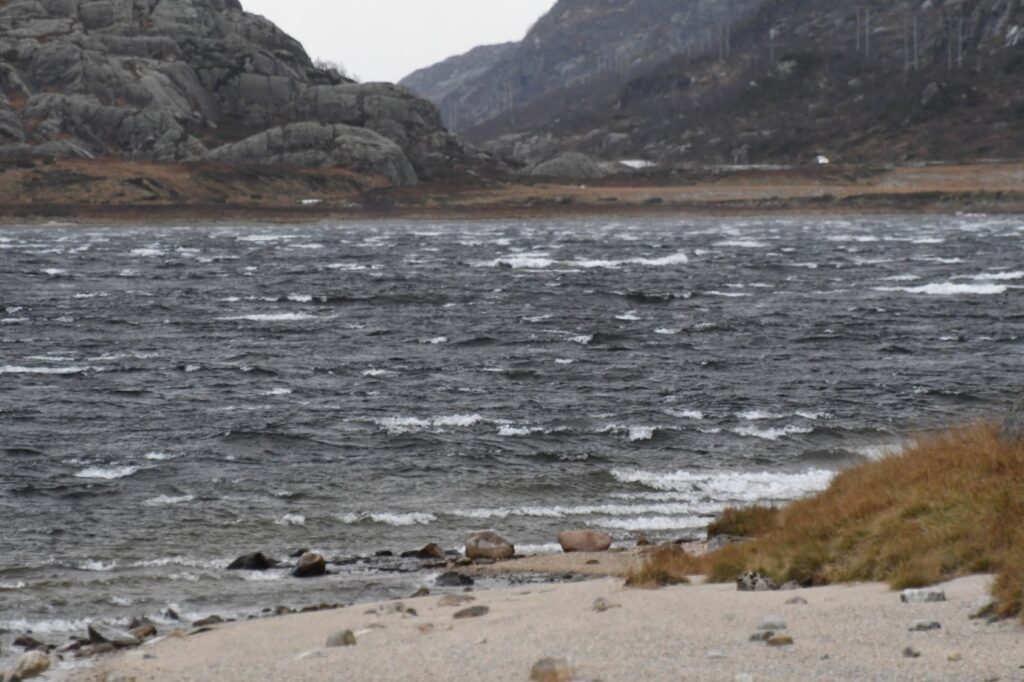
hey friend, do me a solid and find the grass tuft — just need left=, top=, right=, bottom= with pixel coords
left=706, top=505, right=779, bottom=539
left=625, top=543, right=701, bottom=588
left=703, top=422, right=1024, bottom=621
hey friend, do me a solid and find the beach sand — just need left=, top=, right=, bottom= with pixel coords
left=75, top=568, right=1021, bottom=682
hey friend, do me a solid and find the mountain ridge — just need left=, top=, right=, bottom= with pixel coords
left=401, top=0, right=1024, bottom=166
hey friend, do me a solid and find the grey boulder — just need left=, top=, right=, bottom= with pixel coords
left=524, top=152, right=604, bottom=180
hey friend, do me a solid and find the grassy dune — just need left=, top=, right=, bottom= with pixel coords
left=630, top=422, right=1024, bottom=621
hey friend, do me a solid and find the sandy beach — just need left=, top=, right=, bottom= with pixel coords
left=73, top=567, right=1021, bottom=682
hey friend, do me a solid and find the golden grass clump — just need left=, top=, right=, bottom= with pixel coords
left=706, top=505, right=780, bottom=539
left=625, top=543, right=702, bottom=588
left=703, top=422, right=1024, bottom=620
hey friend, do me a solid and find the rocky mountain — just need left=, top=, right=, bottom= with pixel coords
left=0, top=0, right=472, bottom=185
left=402, top=0, right=1024, bottom=166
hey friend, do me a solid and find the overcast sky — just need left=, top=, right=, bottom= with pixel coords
left=241, top=1, right=556, bottom=84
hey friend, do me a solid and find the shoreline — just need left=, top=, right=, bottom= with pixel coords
left=1, top=159, right=1022, bottom=225
left=67, top=570, right=1019, bottom=682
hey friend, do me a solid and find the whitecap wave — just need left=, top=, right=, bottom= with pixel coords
left=0, top=581, right=26, bottom=590
left=592, top=515, right=711, bottom=531
left=877, top=282, right=1007, bottom=296
left=144, top=495, right=195, bottom=507
left=218, top=313, right=322, bottom=322
left=275, top=513, right=306, bottom=526
left=337, top=512, right=436, bottom=526
left=144, top=451, right=177, bottom=461
left=376, top=414, right=483, bottom=434
left=75, top=465, right=141, bottom=480
left=970, top=271, right=1024, bottom=281
left=737, top=410, right=782, bottom=421
left=732, top=425, right=814, bottom=440
left=129, top=248, right=164, bottom=257
left=611, top=468, right=835, bottom=502
left=0, top=365, right=87, bottom=375
left=603, top=424, right=659, bottom=442
left=714, top=240, right=770, bottom=248
left=664, top=409, right=704, bottom=420
left=78, top=559, right=118, bottom=572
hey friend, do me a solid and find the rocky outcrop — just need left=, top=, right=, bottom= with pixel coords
left=226, top=552, right=275, bottom=571
left=525, top=152, right=603, bottom=180
left=0, top=0, right=467, bottom=185
left=208, top=123, right=417, bottom=186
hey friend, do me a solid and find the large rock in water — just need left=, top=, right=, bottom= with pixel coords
left=0, top=0, right=467, bottom=184
left=292, top=552, right=326, bottom=578
left=465, top=530, right=514, bottom=561
left=998, top=393, right=1024, bottom=441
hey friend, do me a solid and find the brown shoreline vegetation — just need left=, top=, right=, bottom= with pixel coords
left=630, top=421, right=1024, bottom=622
left=1, top=158, right=1024, bottom=223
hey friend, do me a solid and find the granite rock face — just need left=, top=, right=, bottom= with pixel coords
left=0, top=0, right=465, bottom=184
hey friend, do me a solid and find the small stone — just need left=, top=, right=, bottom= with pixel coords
left=453, top=606, right=489, bottom=619
left=737, top=572, right=778, bottom=592
left=767, top=636, right=794, bottom=647
left=636, top=533, right=651, bottom=547
left=418, top=624, right=434, bottom=634
left=585, top=559, right=600, bottom=565
left=13, top=636, right=44, bottom=651
left=475, top=637, right=487, bottom=645
left=900, top=588, right=946, bottom=604
left=592, top=598, right=620, bottom=613
left=275, top=606, right=292, bottom=616
left=191, top=616, right=223, bottom=628
left=948, top=652, right=963, bottom=662
left=759, top=615, right=787, bottom=631
left=161, top=607, right=179, bottom=621
left=326, top=630, right=356, bottom=647
left=454, top=557, right=473, bottom=567
left=12, top=651, right=50, bottom=679
left=968, top=596, right=997, bottom=619
left=909, top=620, right=941, bottom=632
left=296, top=650, right=324, bottom=660
left=88, top=623, right=141, bottom=648
left=707, top=649, right=727, bottom=660
left=130, top=624, right=157, bottom=640
left=903, top=646, right=922, bottom=658
left=749, top=631, right=774, bottom=642
left=785, top=596, right=809, bottom=605
left=529, top=657, right=574, bottom=682
left=403, top=608, right=418, bottom=617
left=438, top=594, right=475, bottom=607
left=436, top=572, right=474, bottom=587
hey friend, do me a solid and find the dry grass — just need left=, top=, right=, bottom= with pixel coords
left=706, top=505, right=779, bottom=539
left=625, top=543, right=702, bottom=588
left=703, top=422, right=1024, bottom=621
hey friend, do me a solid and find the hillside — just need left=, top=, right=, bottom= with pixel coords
left=0, top=0, right=475, bottom=185
left=401, top=0, right=1024, bottom=166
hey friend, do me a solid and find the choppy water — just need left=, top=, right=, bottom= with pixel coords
left=1, top=215, right=1021, bottom=648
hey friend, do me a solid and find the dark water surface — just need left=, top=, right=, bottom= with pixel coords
left=1, top=215, right=1021, bottom=642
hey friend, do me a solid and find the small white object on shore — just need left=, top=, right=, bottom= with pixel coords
left=900, top=588, right=946, bottom=603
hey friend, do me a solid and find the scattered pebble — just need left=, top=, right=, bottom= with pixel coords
left=410, top=587, right=430, bottom=598
left=325, top=630, right=356, bottom=647
left=737, top=572, right=778, bottom=592
left=749, top=631, right=774, bottom=642
left=453, top=605, right=489, bottom=619
left=592, top=597, right=620, bottom=613
left=948, top=652, right=963, bottom=662
left=909, top=620, right=942, bottom=632
left=190, top=616, right=223, bottom=628
left=418, top=624, right=434, bottom=634
left=785, top=596, right=809, bottom=606
left=903, top=646, right=922, bottom=658
left=900, top=588, right=946, bottom=604
left=707, top=649, right=727, bottom=660
left=12, top=651, right=51, bottom=680
left=295, top=650, right=324, bottom=660
left=529, top=657, right=574, bottom=682
left=767, top=636, right=794, bottom=647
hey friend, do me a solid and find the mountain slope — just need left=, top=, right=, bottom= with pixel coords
left=402, top=0, right=1024, bottom=165
left=0, top=0, right=471, bottom=184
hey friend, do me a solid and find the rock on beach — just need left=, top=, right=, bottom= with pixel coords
left=465, top=531, right=515, bottom=561
left=293, top=553, right=327, bottom=578
left=558, top=530, right=612, bottom=553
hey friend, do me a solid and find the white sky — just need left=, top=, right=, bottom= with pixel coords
left=241, top=1, right=556, bottom=83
